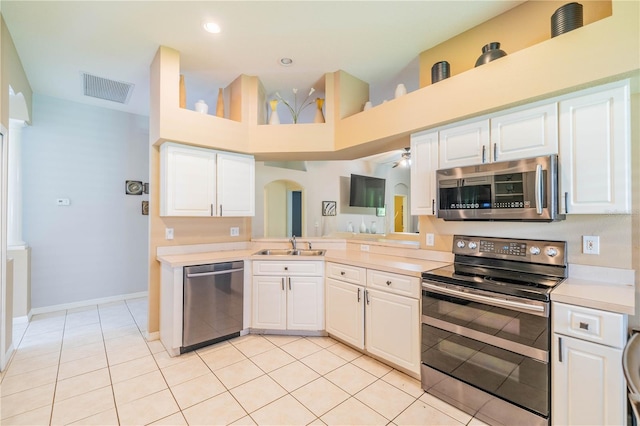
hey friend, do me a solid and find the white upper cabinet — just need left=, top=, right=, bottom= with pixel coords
left=160, top=143, right=216, bottom=217
left=490, top=102, right=558, bottom=162
left=160, top=142, right=255, bottom=217
left=217, top=152, right=255, bottom=217
left=438, top=119, right=490, bottom=168
left=410, top=130, right=438, bottom=216
left=558, top=80, right=631, bottom=214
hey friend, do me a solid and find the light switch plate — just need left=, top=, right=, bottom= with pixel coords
left=426, top=233, right=435, bottom=246
left=165, top=228, right=174, bottom=240
left=583, top=235, right=599, bottom=254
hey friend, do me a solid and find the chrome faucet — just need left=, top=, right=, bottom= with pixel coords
left=290, top=235, right=297, bottom=250
left=307, top=241, right=312, bottom=250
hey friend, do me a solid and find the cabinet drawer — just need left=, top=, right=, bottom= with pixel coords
left=553, top=302, right=626, bottom=349
left=253, top=260, right=323, bottom=276
left=367, top=269, right=420, bottom=299
left=326, top=262, right=366, bottom=286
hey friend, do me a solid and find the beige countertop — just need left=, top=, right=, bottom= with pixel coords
left=157, top=248, right=449, bottom=276
left=551, top=264, right=636, bottom=315
left=324, top=250, right=448, bottom=277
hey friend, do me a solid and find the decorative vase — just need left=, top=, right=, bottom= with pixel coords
left=551, top=2, right=583, bottom=38
left=359, top=218, right=367, bottom=233
left=394, top=84, right=407, bottom=98
left=216, top=88, right=224, bottom=118
left=347, top=222, right=354, bottom=232
left=195, top=100, right=208, bottom=114
left=431, top=61, right=450, bottom=84
left=314, top=98, right=325, bottom=123
left=474, top=42, right=507, bottom=67
left=179, top=75, right=186, bottom=108
left=268, top=99, right=280, bottom=125
left=370, top=221, right=377, bottom=234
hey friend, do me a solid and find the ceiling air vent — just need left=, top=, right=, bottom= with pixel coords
left=81, top=72, right=134, bottom=104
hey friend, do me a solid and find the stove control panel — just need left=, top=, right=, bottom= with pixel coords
left=452, top=235, right=566, bottom=265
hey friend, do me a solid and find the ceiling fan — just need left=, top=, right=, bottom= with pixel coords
left=392, top=147, right=411, bottom=168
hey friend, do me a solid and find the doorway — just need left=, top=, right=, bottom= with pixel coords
left=394, top=195, right=407, bottom=232
left=264, top=180, right=305, bottom=238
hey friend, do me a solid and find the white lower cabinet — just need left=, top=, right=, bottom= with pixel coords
left=552, top=301, right=627, bottom=425
left=325, top=262, right=421, bottom=376
left=325, top=277, right=364, bottom=349
left=252, top=261, right=324, bottom=332
left=365, top=288, right=419, bottom=373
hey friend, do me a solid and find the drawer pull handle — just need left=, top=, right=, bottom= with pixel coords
left=357, top=288, right=361, bottom=302
left=340, top=271, right=345, bottom=276
left=386, top=280, right=392, bottom=286
left=579, top=322, right=589, bottom=331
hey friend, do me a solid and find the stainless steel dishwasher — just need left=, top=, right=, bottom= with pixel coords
left=182, top=261, right=244, bottom=353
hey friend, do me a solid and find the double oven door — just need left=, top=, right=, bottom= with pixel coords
left=421, top=280, right=550, bottom=425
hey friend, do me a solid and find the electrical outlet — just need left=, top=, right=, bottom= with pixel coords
left=360, top=244, right=370, bottom=252
left=165, top=228, right=174, bottom=240
left=230, top=227, right=240, bottom=237
left=426, top=233, right=435, bottom=246
left=583, top=235, right=600, bottom=255
left=56, top=198, right=70, bottom=206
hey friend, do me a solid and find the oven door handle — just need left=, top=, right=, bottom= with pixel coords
left=422, top=282, right=546, bottom=315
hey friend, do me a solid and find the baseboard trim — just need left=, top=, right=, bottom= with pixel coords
left=13, top=312, right=32, bottom=325
left=1, top=343, right=15, bottom=372
left=31, top=291, right=148, bottom=316
left=146, top=331, right=160, bottom=341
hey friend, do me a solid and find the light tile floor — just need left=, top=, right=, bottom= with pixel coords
left=0, top=298, right=488, bottom=425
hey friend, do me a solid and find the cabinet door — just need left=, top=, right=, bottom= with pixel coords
left=365, top=288, right=420, bottom=375
left=160, top=143, right=216, bottom=217
left=410, top=130, right=438, bottom=216
left=552, top=334, right=626, bottom=425
left=325, top=278, right=364, bottom=350
left=287, top=276, right=324, bottom=331
left=439, top=119, right=490, bottom=168
left=558, top=81, right=631, bottom=214
left=490, top=102, right=558, bottom=162
left=217, top=153, right=255, bottom=217
left=252, top=276, right=286, bottom=330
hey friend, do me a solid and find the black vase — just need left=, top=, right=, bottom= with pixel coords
left=431, top=61, right=450, bottom=84
left=474, top=42, right=507, bottom=67
left=551, top=2, right=583, bottom=38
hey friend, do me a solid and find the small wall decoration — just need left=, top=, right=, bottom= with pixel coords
left=142, top=201, right=149, bottom=215
left=376, top=207, right=386, bottom=217
left=126, top=180, right=144, bottom=195
left=322, top=201, right=336, bottom=216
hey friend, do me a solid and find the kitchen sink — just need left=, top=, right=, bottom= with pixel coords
left=254, top=249, right=325, bottom=256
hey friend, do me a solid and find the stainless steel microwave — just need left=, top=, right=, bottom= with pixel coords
left=436, top=155, right=564, bottom=221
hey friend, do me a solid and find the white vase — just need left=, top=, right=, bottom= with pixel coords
left=195, top=100, right=208, bottom=114
left=395, top=84, right=407, bottom=98
left=359, top=218, right=367, bottom=233
left=268, top=99, right=280, bottom=125
left=370, top=221, right=377, bottom=234
left=347, top=222, right=354, bottom=232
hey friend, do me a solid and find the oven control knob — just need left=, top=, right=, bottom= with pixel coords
left=545, top=247, right=558, bottom=257
left=456, top=240, right=466, bottom=249
left=468, top=242, right=477, bottom=250
left=529, top=246, right=541, bottom=255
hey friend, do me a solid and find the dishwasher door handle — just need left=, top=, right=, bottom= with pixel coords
left=186, top=268, right=244, bottom=278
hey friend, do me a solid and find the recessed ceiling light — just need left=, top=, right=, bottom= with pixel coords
left=203, top=22, right=221, bottom=34
left=279, top=57, right=293, bottom=67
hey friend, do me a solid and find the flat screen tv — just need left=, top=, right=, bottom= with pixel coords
left=349, top=174, right=386, bottom=208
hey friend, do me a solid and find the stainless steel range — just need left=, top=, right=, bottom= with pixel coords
left=421, top=235, right=567, bottom=426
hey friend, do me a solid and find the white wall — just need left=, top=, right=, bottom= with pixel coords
left=22, top=94, right=149, bottom=309
left=253, top=158, right=412, bottom=238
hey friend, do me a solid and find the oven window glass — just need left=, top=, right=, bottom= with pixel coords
left=439, top=184, right=491, bottom=210
left=421, top=323, right=549, bottom=417
left=422, top=290, right=549, bottom=351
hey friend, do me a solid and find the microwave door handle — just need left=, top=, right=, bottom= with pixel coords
left=535, top=164, right=543, bottom=215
